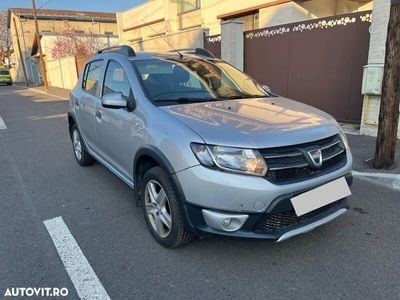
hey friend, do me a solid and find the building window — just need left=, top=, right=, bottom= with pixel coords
left=178, top=0, right=200, bottom=14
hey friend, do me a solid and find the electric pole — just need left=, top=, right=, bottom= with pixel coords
left=32, top=0, right=48, bottom=90
left=373, top=0, right=400, bottom=168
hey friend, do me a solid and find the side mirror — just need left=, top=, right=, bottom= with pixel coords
left=262, top=85, right=272, bottom=93
left=261, top=84, right=278, bottom=97
left=102, top=92, right=127, bottom=109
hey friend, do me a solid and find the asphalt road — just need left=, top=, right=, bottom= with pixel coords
left=0, top=85, right=399, bottom=299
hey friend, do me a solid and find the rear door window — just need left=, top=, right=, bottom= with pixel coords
left=82, top=60, right=103, bottom=95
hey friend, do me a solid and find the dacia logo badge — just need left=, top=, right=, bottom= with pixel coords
left=306, top=148, right=323, bottom=168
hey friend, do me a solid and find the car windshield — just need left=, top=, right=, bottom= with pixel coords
left=132, top=57, right=268, bottom=104
left=0, top=70, right=10, bottom=75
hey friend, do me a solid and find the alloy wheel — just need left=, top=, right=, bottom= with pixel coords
left=73, top=130, right=82, bottom=161
left=144, top=180, right=172, bottom=238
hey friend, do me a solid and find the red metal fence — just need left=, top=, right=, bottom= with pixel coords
left=244, top=11, right=372, bottom=123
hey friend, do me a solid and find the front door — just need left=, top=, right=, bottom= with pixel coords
left=94, top=60, right=136, bottom=180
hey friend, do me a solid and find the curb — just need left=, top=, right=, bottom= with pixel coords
left=352, top=170, right=400, bottom=191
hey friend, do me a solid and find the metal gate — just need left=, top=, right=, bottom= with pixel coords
left=244, top=11, right=371, bottom=123
left=204, top=34, right=221, bottom=58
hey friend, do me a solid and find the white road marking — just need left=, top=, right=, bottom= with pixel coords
left=0, top=114, right=7, bottom=129
left=43, top=217, right=111, bottom=300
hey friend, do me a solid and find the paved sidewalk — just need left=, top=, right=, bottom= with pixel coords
left=30, top=85, right=71, bottom=99
left=347, top=133, right=400, bottom=191
left=347, top=133, right=400, bottom=174
left=13, top=83, right=71, bottom=99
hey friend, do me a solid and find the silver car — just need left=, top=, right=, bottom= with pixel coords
left=68, top=46, right=353, bottom=248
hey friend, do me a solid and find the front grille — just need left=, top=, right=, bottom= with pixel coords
left=253, top=201, right=341, bottom=233
left=260, top=134, right=347, bottom=184
left=254, top=211, right=303, bottom=231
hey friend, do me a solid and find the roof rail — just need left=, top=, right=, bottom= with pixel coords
left=169, top=48, right=215, bottom=58
left=97, top=45, right=136, bottom=57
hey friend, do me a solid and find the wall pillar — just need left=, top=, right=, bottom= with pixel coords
left=221, top=20, right=244, bottom=70
left=360, top=0, right=399, bottom=138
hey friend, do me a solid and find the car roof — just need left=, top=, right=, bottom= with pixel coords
left=91, top=46, right=219, bottom=62
left=129, top=51, right=219, bottom=61
left=93, top=51, right=219, bottom=62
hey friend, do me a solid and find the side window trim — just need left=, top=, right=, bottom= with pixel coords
left=81, top=63, right=89, bottom=90
left=82, top=59, right=104, bottom=97
left=101, top=60, right=112, bottom=98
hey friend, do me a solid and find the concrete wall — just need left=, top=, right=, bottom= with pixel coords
left=200, top=0, right=279, bottom=35
left=360, top=0, right=399, bottom=138
left=258, top=0, right=373, bottom=29
left=118, top=0, right=373, bottom=42
left=221, top=20, right=243, bottom=70
left=130, top=27, right=208, bottom=52
left=259, top=2, right=310, bottom=28
left=41, top=34, right=119, bottom=61
left=117, top=0, right=166, bottom=43
left=46, top=56, right=78, bottom=90
left=42, top=31, right=119, bottom=89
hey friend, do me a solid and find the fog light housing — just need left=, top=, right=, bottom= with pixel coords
left=222, top=218, right=232, bottom=228
left=202, top=209, right=249, bottom=232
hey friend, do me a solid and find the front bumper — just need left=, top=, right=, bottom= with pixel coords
left=175, top=169, right=353, bottom=241
left=174, top=146, right=353, bottom=241
left=185, top=194, right=350, bottom=241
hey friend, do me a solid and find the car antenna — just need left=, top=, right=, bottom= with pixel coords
left=140, top=18, right=184, bottom=58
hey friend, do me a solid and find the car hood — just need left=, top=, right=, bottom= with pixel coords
left=160, top=97, right=341, bottom=148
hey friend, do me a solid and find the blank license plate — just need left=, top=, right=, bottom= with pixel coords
left=291, top=177, right=351, bottom=216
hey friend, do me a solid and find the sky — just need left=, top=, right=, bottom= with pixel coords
left=0, top=0, right=147, bottom=13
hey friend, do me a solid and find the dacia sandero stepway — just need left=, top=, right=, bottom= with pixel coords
left=68, top=46, right=352, bottom=248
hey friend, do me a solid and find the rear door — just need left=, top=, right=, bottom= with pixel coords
left=94, top=60, right=136, bottom=180
left=75, top=60, right=104, bottom=149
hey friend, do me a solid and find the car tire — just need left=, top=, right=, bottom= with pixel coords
left=141, top=166, right=194, bottom=248
left=71, top=124, right=95, bottom=166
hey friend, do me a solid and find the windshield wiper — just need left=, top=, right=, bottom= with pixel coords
left=154, top=97, right=215, bottom=104
left=215, top=95, right=265, bottom=100
left=154, top=95, right=267, bottom=105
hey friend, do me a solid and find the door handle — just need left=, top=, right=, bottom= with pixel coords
left=95, top=111, right=102, bottom=119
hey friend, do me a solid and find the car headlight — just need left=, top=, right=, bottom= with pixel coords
left=191, top=143, right=268, bottom=176
left=337, top=126, right=349, bottom=149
